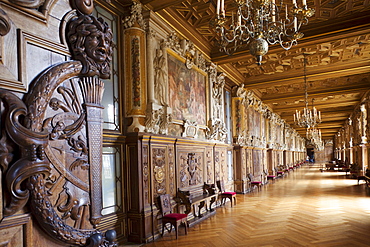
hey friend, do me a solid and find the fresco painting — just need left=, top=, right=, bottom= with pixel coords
left=168, top=54, right=206, bottom=125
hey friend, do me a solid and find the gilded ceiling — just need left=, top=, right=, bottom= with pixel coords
left=139, top=0, right=370, bottom=140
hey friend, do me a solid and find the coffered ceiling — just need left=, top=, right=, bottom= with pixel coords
left=138, top=0, right=370, bottom=140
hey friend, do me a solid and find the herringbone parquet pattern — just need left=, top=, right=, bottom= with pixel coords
left=141, top=164, right=370, bottom=247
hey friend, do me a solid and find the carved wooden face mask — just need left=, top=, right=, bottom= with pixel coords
left=67, top=15, right=113, bottom=79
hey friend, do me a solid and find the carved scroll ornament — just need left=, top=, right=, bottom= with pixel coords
left=8, top=0, right=45, bottom=9
left=0, top=7, right=116, bottom=247
left=0, top=8, right=10, bottom=36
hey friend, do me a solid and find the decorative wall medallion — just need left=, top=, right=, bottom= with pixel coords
left=182, top=119, right=198, bottom=138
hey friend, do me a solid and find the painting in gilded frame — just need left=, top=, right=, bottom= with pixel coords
left=167, top=51, right=207, bottom=125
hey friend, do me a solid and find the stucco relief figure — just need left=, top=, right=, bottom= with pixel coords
left=67, top=14, right=113, bottom=79
left=154, top=49, right=167, bottom=106
left=236, top=83, right=247, bottom=98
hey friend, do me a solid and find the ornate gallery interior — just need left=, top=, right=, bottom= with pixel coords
left=0, top=0, right=369, bottom=246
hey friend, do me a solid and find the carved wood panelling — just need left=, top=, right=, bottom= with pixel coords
left=205, top=148, right=213, bottom=184
left=213, top=150, right=220, bottom=182
left=252, top=149, right=262, bottom=180
left=215, top=146, right=227, bottom=182
left=168, top=146, right=175, bottom=195
left=152, top=147, right=167, bottom=197
left=143, top=145, right=149, bottom=204
left=0, top=215, right=31, bottom=247
left=0, top=4, right=117, bottom=245
left=177, top=149, right=205, bottom=189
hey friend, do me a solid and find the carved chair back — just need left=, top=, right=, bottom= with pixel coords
left=160, top=194, right=173, bottom=215
left=216, top=180, right=226, bottom=193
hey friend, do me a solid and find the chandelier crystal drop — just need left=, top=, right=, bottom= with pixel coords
left=211, top=0, right=315, bottom=65
left=293, top=54, right=321, bottom=128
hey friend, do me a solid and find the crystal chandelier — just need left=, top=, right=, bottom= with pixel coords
left=293, top=54, right=321, bottom=128
left=211, top=0, right=315, bottom=65
left=306, top=127, right=324, bottom=151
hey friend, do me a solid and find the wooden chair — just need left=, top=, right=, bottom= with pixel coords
left=267, top=174, right=276, bottom=183
left=159, top=194, right=188, bottom=239
left=216, top=180, right=237, bottom=207
left=275, top=166, right=285, bottom=178
left=248, top=173, right=262, bottom=191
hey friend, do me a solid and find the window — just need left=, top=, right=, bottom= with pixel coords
left=94, top=6, right=120, bottom=131
left=227, top=150, right=233, bottom=181
left=102, top=146, right=122, bottom=215
left=224, top=90, right=232, bottom=144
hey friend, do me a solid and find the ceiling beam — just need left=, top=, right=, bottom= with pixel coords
left=262, top=84, right=369, bottom=103
left=244, top=63, right=370, bottom=88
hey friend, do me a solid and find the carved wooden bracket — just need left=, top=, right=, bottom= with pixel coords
left=0, top=0, right=117, bottom=246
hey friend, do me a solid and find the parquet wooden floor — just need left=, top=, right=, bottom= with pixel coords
left=139, top=164, right=370, bottom=247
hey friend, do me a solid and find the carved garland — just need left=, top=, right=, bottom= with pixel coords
left=122, top=2, right=146, bottom=30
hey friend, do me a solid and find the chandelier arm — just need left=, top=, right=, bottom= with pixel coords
left=212, top=0, right=314, bottom=64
